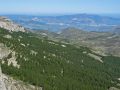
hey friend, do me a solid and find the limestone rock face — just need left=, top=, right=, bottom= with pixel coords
left=109, top=87, right=120, bottom=90
left=0, top=66, right=42, bottom=90
left=0, top=17, right=25, bottom=32
left=0, top=44, right=42, bottom=90
left=0, top=43, right=11, bottom=59
left=0, top=66, right=6, bottom=90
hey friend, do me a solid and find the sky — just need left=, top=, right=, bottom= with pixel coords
left=0, top=0, right=119, bottom=15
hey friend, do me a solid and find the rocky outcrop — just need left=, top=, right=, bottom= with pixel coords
left=0, top=66, right=6, bottom=90
left=0, top=66, right=42, bottom=90
left=0, top=43, right=11, bottom=59
left=0, top=17, right=25, bottom=32
left=0, top=43, right=42, bottom=90
left=109, top=87, right=120, bottom=90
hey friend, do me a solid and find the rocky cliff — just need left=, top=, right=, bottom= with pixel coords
left=0, top=16, right=25, bottom=32
left=0, top=43, right=42, bottom=90
left=0, top=66, right=42, bottom=90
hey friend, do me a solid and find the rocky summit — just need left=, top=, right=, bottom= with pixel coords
left=0, top=17, right=26, bottom=32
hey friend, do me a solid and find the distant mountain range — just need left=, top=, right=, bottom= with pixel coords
left=5, top=14, right=120, bottom=32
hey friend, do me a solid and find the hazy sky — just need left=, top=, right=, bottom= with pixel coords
left=0, top=0, right=119, bottom=15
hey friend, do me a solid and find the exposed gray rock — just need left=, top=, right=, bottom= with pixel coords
left=0, top=17, right=25, bottom=32
left=0, top=43, right=42, bottom=90
left=7, top=51, right=20, bottom=69
left=3, top=35, right=12, bottom=39
left=88, top=53, right=103, bottom=63
left=0, top=43, right=11, bottom=59
left=109, top=87, right=120, bottom=90
left=0, top=66, right=6, bottom=90
left=0, top=66, right=42, bottom=90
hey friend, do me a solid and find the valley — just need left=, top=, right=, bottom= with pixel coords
left=33, top=27, right=120, bottom=57
left=5, top=14, right=120, bottom=56
left=1, top=27, right=120, bottom=90
left=0, top=16, right=120, bottom=90
left=0, top=0, right=120, bottom=89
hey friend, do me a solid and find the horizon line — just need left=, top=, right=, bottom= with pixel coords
left=0, top=12, right=120, bottom=16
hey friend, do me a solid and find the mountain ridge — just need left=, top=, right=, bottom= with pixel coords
left=0, top=16, right=26, bottom=32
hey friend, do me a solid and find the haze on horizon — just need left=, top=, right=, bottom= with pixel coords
left=0, top=0, right=120, bottom=15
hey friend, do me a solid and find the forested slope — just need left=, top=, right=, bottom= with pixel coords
left=0, top=28, right=120, bottom=90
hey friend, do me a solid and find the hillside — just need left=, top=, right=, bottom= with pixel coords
left=0, top=66, right=42, bottom=90
left=58, top=28, right=120, bottom=56
left=34, top=27, right=120, bottom=56
left=0, top=28, right=120, bottom=90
